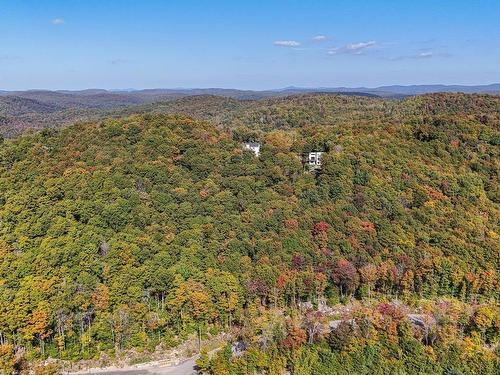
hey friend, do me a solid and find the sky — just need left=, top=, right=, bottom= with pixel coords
left=1, top=0, right=499, bottom=90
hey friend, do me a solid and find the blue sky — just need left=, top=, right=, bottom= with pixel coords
left=1, top=0, right=499, bottom=90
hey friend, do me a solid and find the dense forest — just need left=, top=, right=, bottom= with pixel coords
left=1, top=88, right=499, bottom=137
left=0, top=93, right=498, bottom=373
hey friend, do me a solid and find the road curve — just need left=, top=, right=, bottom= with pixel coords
left=66, top=355, right=198, bottom=375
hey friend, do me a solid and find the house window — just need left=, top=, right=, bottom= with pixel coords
left=308, top=152, right=323, bottom=168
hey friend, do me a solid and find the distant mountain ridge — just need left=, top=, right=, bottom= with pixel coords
left=1, top=83, right=499, bottom=99
left=275, top=84, right=500, bottom=96
left=0, top=86, right=498, bottom=137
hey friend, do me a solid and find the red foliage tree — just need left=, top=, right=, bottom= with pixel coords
left=332, top=259, right=360, bottom=297
left=312, top=221, right=330, bottom=237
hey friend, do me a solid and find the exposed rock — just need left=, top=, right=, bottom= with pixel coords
left=99, top=241, right=110, bottom=256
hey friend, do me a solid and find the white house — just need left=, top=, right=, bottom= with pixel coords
left=243, top=142, right=261, bottom=157
left=307, top=151, right=323, bottom=168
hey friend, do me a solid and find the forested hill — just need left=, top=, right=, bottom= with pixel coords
left=107, top=92, right=500, bottom=130
left=1, top=91, right=499, bottom=137
left=0, top=94, right=498, bottom=372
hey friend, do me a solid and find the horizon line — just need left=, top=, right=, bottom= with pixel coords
left=1, top=82, right=500, bottom=93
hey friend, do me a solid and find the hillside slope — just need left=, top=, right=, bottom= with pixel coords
left=0, top=95, right=498, bottom=371
left=0, top=89, right=498, bottom=137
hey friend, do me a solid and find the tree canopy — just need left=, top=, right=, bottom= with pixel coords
left=0, top=93, right=498, bottom=372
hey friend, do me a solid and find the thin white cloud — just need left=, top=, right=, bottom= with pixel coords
left=273, top=40, right=301, bottom=47
left=110, top=59, right=132, bottom=65
left=51, top=18, right=65, bottom=25
left=386, top=50, right=451, bottom=61
left=0, top=54, right=20, bottom=62
left=328, top=41, right=377, bottom=55
left=417, top=52, right=433, bottom=58
left=346, top=41, right=376, bottom=52
left=312, top=35, right=328, bottom=42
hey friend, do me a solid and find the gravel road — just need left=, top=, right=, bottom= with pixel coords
left=66, top=355, right=198, bottom=375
